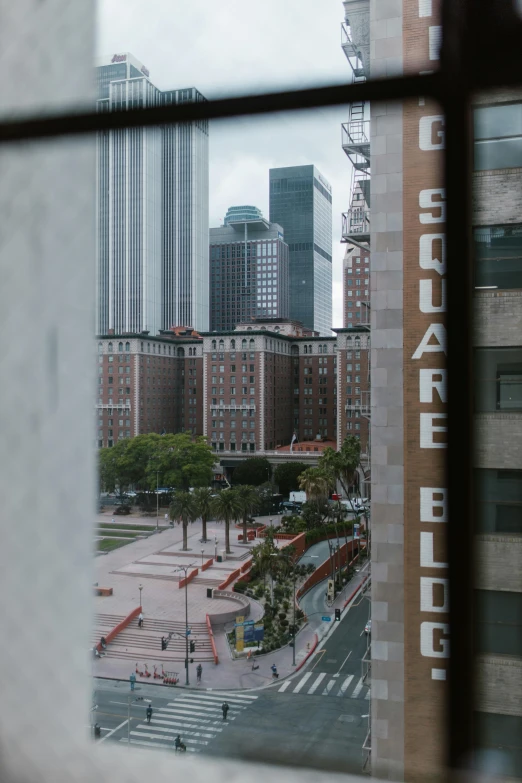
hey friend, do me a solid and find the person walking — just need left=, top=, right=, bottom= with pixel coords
left=138, top=611, right=144, bottom=628
left=196, top=663, right=202, bottom=683
left=130, top=672, right=136, bottom=691
left=222, top=701, right=229, bottom=721
left=146, top=704, right=153, bottom=724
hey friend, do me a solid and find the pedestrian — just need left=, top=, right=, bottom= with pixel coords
left=100, top=636, right=107, bottom=650
left=138, top=611, right=144, bottom=628
left=222, top=701, right=229, bottom=721
left=161, top=636, right=167, bottom=651
left=130, top=672, right=136, bottom=691
left=146, top=704, right=153, bottom=724
left=196, top=663, right=202, bottom=683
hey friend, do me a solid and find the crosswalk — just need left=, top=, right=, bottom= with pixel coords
left=120, top=690, right=258, bottom=753
left=277, top=672, right=370, bottom=699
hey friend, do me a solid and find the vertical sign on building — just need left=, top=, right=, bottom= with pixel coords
left=403, top=0, right=448, bottom=778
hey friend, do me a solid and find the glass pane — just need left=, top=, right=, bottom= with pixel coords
left=474, top=224, right=522, bottom=289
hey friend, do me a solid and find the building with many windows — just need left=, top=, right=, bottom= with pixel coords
left=269, top=165, right=333, bottom=335
left=95, top=53, right=209, bottom=336
left=209, top=206, right=289, bottom=331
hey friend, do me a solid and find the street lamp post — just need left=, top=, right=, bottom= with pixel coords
left=156, top=468, right=159, bottom=532
left=201, top=549, right=204, bottom=567
left=138, top=584, right=143, bottom=610
left=175, top=564, right=194, bottom=686
left=291, top=566, right=297, bottom=666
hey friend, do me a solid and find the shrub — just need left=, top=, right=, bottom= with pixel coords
left=282, top=600, right=289, bottom=613
left=234, top=581, right=248, bottom=594
left=278, top=612, right=287, bottom=622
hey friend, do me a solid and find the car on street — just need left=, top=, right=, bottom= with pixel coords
left=282, top=501, right=301, bottom=513
left=364, top=619, right=372, bottom=634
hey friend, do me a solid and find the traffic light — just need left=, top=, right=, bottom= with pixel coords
left=189, top=640, right=196, bottom=653
left=335, top=608, right=341, bottom=622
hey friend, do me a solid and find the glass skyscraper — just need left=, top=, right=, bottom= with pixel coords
left=95, top=53, right=209, bottom=335
left=269, top=165, right=333, bottom=335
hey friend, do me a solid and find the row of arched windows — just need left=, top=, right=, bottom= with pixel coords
left=211, top=338, right=255, bottom=351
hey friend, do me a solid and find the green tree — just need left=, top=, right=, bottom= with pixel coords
left=169, top=491, right=197, bottom=551
left=273, top=462, right=307, bottom=497
left=298, top=467, right=334, bottom=502
left=212, top=489, right=241, bottom=554
left=320, top=435, right=362, bottom=514
left=232, top=457, right=272, bottom=487
left=235, top=485, right=260, bottom=544
left=251, top=530, right=279, bottom=589
left=192, top=486, right=215, bottom=543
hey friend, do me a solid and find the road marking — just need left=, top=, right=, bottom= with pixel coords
left=169, top=702, right=239, bottom=715
left=154, top=715, right=223, bottom=732
left=188, top=693, right=255, bottom=705
left=310, top=649, right=326, bottom=670
left=351, top=677, right=364, bottom=699
left=308, top=673, right=326, bottom=694
left=98, top=718, right=128, bottom=743
left=139, top=722, right=215, bottom=739
left=176, top=694, right=245, bottom=712
left=278, top=680, right=292, bottom=692
left=337, top=650, right=352, bottom=674
left=322, top=679, right=336, bottom=696
left=161, top=706, right=232, bottom=723
left=293, top=672, right=312, bottom=693
left=338, top=675, right=354, bottom=696
left=204, top=691, right=258, bottom=700
left=130, top=730, right=208, bottom=746
left=121, top=737, right=197, bottom=752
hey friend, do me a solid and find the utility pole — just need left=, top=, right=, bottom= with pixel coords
left=156, top=468, right=159, bottom=532
left=175, top=564, right=194, bottom=686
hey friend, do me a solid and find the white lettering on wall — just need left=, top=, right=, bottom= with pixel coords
left=420, top=278, right=447, bottom=313
left=412, top=323, right=447, bottom=359
left=419, top=188, right=446, bottom=223
left=421, top=622, right=450, bottom=657
left=419, top=116, right=445, bottom=150
left=419, top=369, right=447, bottom=404
left=420, top=233, right=446, bottom=275
left=420, top=531, right=448, bottom=568
left=420, top=577, right=450, bottom=613
left=420, top=413, right=448, bottom=448
left=420, top=487, right=447, bottom=523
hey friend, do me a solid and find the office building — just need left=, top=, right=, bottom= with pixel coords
left=341, top=0, right=522, bottom=778
left=95, top=53, right=209, bottom=336
left=269, top=165, right=333, bottom=335
left=209, top=206, right=289, bottom=331
left=343, top=245, right=370, bottom=328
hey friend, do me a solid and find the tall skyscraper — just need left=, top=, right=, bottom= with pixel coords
left=209, top=206, right=289, bottom=331
left=95, top=53, right=209, bottom=336
left=269, top=165, right=333, bottom=335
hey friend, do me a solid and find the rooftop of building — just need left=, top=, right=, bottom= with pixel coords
left=276, top=439, right=337, bottom=453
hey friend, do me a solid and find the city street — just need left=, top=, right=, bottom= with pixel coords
left=90, top=589, right=369, bottom=775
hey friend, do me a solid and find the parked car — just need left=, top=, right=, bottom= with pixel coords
left=282, top=501, right=301, bottom=513
left=113, top=505, right=131, bottom=516
left=364, top=619, right=372, bottom=635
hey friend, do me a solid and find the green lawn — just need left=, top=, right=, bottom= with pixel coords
left=96, top=530, right=138, bottom=539
left=96, top=538, right=132, bottom=552
left=97, top=522, right=158, bottom=532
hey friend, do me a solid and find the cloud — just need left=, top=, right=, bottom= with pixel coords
left=97, top=0, right=353, bottom=325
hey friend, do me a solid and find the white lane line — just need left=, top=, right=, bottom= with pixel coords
left=336, top=650, right=352, bottom=674
left=308, top=673, right=327, bottom=694
left=139, top=723, right=215, bottom=739
left=120, top=737, right=197, bottom=752
left=278, top=680, right=292, bottom=692
left=322, top=680, right=336, bottom=696
left=174, top=698, right=243, bottom=711
left=189, top=693, right=256, bottom=704
left=154, top=713, right=223, bottom=731
left=98, top=718, right=128, bottom=743
left=351, top=677, right=364, bottom=699
left=130, top=730, right=208, bottom=746
left=293, top=672, right=312, bottom=693
left=204, top=691, right=258, bottom=700
left=337, top=675, right=354, bottom=696
left=159, top=707, right=233, bottom=723
left=168, top=702, right=238, bottom=715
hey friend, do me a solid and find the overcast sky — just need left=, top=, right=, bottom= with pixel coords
left=97, top=0, right=352, bottom=326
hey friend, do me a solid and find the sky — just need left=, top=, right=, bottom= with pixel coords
left=97, top=0, right=352, bottom=327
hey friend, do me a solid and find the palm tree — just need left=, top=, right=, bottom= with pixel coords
left=298, top=467, right=334, bottom=502
left=320, top=436, right=362, bottom=508
left=192, top=486, right=214, bottom=543
left=169, top=491, right=197, bottom=551
left=235, top=484, right=260, bottom=545
left=212, top=489, right=241, bottom=554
